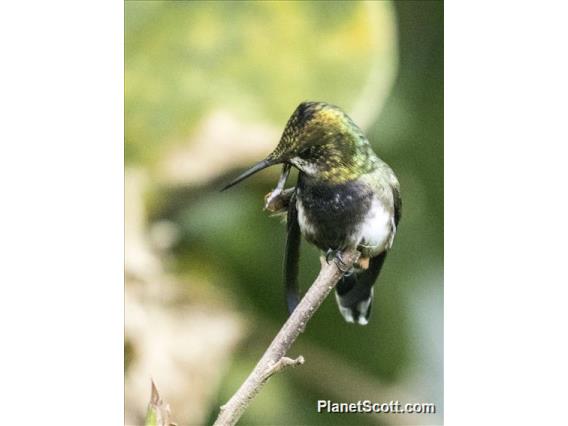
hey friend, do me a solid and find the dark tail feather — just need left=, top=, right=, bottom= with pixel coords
left=335, top=252, right=387, bottom=325
left=284, top=192, right=301, bottom=314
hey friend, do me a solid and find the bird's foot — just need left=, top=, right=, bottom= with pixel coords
left=264, top=188, right=294, bottom=215
left=325, top=249, right=336, bottom=264
left=325, top=249, right=353, bottom=274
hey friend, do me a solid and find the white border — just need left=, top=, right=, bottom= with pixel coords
left=0, top=2, right=124, bottom=424
left=446, top=1, right=568, bottom=424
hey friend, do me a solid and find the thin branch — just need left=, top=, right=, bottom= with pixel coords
left=213, top=249, right=360, bottom=426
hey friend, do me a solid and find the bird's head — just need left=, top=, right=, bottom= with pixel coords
left=222, top=101, right=373, bottom=190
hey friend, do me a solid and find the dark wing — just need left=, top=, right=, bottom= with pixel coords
left=284, top=190, right=301, bottom=314
left=393, top=186, right=402, bottom=227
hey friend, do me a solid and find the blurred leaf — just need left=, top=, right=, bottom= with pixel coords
left=125, top=1, right=397, bottom=167
left=145, top=381, right=174, bottom=426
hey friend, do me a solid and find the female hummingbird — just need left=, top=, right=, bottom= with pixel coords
left=222, top=101, right=401, bottom=325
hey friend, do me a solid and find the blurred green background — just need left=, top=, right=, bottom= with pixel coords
left=125, top=1, right=443, bottom=425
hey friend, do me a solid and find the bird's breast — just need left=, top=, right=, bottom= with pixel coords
left=295, top=174, right=395, bottom=255
left=295, top=176, right=373, bottom=251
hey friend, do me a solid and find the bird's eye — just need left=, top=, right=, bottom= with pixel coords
left=299, top=146, right=312, bottom=158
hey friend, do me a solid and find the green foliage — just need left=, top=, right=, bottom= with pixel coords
left=125, top=1, right=396, bottom=166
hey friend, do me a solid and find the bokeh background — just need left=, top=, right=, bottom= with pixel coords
left=125, top=1, right=443, bottom=425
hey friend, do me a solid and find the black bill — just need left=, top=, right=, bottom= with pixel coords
left=221, top=159, right=278, bottom=191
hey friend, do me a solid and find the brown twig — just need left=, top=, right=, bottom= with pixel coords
left=212, top=249, right=360, bottom=426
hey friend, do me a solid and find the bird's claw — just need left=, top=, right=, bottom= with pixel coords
left=325, top=249, right=335, bottom=264
left=264, top=187, right=295, bottom=215
left=264, top=189, right=285, bottom=212
left=325, top=249, right=353, bottom=274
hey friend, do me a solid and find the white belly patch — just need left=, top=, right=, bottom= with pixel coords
left=296, top=198, right=315, bottom=237
left=357, top=198, right=394, bottom=254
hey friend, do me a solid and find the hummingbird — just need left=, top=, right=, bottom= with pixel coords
left=222, top=101, right=401, bottom=325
